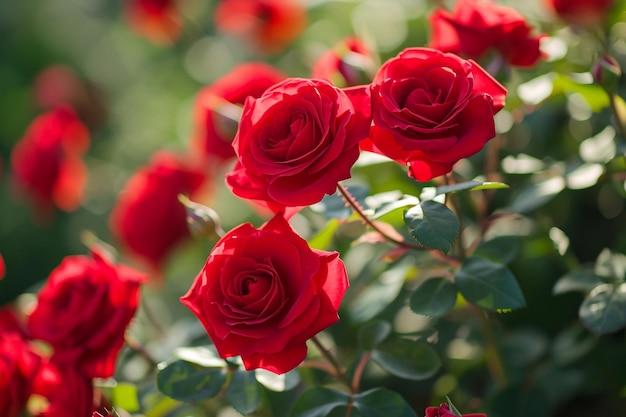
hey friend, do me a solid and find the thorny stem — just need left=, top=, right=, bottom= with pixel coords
left=311, top=335, right=352, bottom=388
left=336, top=182, right=460, bottom=267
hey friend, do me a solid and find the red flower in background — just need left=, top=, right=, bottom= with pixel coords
left=0, top=332, right=45, bottom=417
left=125, top=0, right=182, bottom=44
left=181, top=214, right=349, bottom=374
left=544, top=0, right=614, bottom=26
left=425, top=403, right=486, bottom=417
left=11, top=106, right=90, bottom=219
left=312, top=37, right=376, bottom=88
left=191, top=63, right=286, bottom=166
left=0, top=253, right=5, bottom=280
left=362, top=48, right=507, bottom=181
left=110, top=151, right=210, bottom=276
left=27, top=249, right=146, bottom=379
left=214, top=0, right=307, bottom=54
left=429, top=0, right=544, bottom=68
left=35, top=366, right=96, bottom=417
left=225, top=78, right=371, bottom=213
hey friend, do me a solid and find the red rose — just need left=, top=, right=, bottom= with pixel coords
left=181, top=214, right=349, bottom=374
left=11, top=106, right=89, bottom=219
left=191, top=63, right=286, bottom=165
left=311, top=37, right=376, bottom=88
left=425, top=403, right=486, bottom=417
left=214, top=0, right=307, bottom=54
left=361, top=48, right=507, bottom=181
left=225, top=78, right=371, bottom=213
left=0, top=332, right=44, bottom=417
left=109, top=151, right=210, bottom=276
left=36, top=366, right=95, bottom=417
left=545, top=0, right=614, bottom=26
left=429, top=0, right=544, bottom=68
left=125, top=0, right=182, bottom=44
left=27, top=249, right=146, bottom=378
left=0, top=253, right=4, bottom=280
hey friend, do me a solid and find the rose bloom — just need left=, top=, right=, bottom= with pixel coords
left=0, top=332, right=45, bottom=417
left=125, top=0, right=182, bottom=44
left=0, top=252, right=4, bottom=280
left=425, top=403, right=486, bottom=417
left=226, top=77, right=371, bottom=213
left=191, top=63, right=286, bottom=165
left=27, top=249, right=146, bottom=379
left=181, top=214, right=349, bottom=374
left=361, top=47, right=507, bottom=181
left=214, top=0, right=307, bottom=54
left=110, top=151, right=210, bottom=277
left=312, top=37, right=376, bottom=88
left=544, top=0, right=614, bottom=26
left=36, top=366, right=95, bottom=417
left=429, top=0, right=543, bottom=68
left=11, top=106, right=89, bottom=219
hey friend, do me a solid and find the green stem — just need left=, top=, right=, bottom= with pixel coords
left=474, top=307, right=507, bottom=388
left=351, top=352, right=372, bottom=394
left=609, top=93, right=626, bottom=141
left=311, top=336, right=351, bottom=388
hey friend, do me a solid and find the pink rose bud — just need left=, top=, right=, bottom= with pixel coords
left=592, top=54, right=622, bottom=93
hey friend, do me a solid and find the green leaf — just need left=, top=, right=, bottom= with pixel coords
left=473, top=235, right=522, bottom=265
left=255, top=368, right=300, bottom=392
left=371, top=195, right=420, bottom=220
left=409, top=277, right=457, bottom=317
left=225, top=369, right=261, bottom=414
left=310, top=184, right=369, bottom=220
left=446, top=396, right=462, bottom=416
left=595, top=248, right=626, bottom=281
left=156, top=360, right=227, bottom=402
left=290, top=387, right=351, bottom=417
left=427, top=181, right=509, bottom=197
left=579, top=283, right=626, bottom=334
left=403, top=201, right=459, bottom=254
left=372, top=338, right=441, bottom=380
left=507, top=176, right=565, bottom=214
left=308, top=219, right=340, bottom=250
left=455, top=257, right=526, bottom=311
left=358, top=320, right=392, bottom=350
left=353, top=388, right=419, bottom=417
left=175, top=345, right=226, bottom=368
left=553, top=268, right=604, bottom=294
left=111, top=382, right=140, bottom=413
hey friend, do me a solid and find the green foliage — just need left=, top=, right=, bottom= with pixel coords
left=156, top=360, right=227, bottom=402
left=371, top=338, right=441, bottom=381
left=409, top=277, right=458, bottom=317
left=404, top=200, right=460, bottom=254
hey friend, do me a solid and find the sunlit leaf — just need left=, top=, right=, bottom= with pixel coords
left=111, top=382, right=140, bottom=413
left=309, top=184, right=370, bottom=220
left=507, top=176, right=565, bottom=214
left=431, top=181, right=509, bottom=196
left=175, top=345, right=226, bottom=368
left=455, top=257, right=526, bottom=311
left=579, top=283, right=626, bottom=334
left=255, top=368, right=300, bottom=392
left=409, top=277, right=457, bottom=317
left=553, top=268, right=604, bottom=294
left=308, top=219, right=340, bottom=250
left=225, top=369, right=261, bottom=414
left=372, top=338, right=441, bottom=380
left=404, top=201, right=459, bottom=254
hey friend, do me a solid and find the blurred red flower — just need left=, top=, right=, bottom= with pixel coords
left=425, top=403, right=486, bottom=417
left=0, top=253, right=4, bottom=280
left=34, top=365, right=96, bottom=417
left=429, top=0, right=544, bottom=68
left=312, top=37, right=376, bottom=88
left=11, top=106, right=90, bottom=220
left=125, top=0, right=182, bottom=44
left=191, top=62, right=286, bottom=166
left=544, top=0, right=614, bottom=26
left=109, top=151, right=210, bottom=277
left=214, top=0, right=307, bottom=54
left=27, top=249, right=146, bottom=379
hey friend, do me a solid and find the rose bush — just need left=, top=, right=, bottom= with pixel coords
left=109, top=151, right=210, bottom=276
left=191, top=62, right=286, bottom=165
left=181, top=213, right=349, bottom=374
left=429, top=0, right=544, bottom=68
left=361, top=47, right=507, bottom=181
left=226, top=77, right=371, bottom=212
left=27, top=249, right=146, bottom=379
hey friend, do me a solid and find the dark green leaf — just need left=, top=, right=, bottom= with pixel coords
left=372, top=338, right=441, bottom=380
left=455, top=257, right=526, bottom=311
left=445, top=397, right=462, bottom=416
left=156, top=360, right=227, bottom=402
left=353, top=388, right=419, bottom=417
left=553, top=268, right=604, bottom=294
left=358, top=320, right=392, bottom=350
left=225, top=369, right=261, bottom=414
left=290, top=387, right=350, bottom=417
left=579, top=283, right=626, bottom=334
left=403, top=201, right=459, bottom=254
left=409, top=277, right=457, bottom=317
left=473, top=235, right=522, bottom=265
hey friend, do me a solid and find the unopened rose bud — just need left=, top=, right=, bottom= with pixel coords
left=593, top=54, right=622, bottom=93
left=178, top=194, right=224, bottom=240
